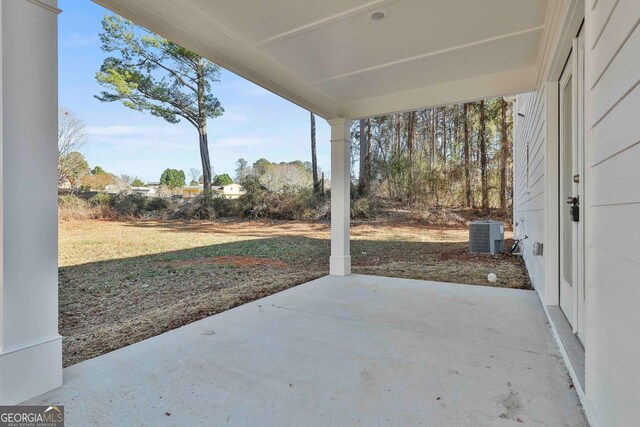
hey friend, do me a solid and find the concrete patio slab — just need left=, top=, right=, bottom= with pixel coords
left=27, top=275, right=586, bottom=426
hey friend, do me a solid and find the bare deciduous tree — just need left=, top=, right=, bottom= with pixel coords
left=259, top=162, right=312, bottom=193
left=58, top=107, right=88, bottom=186
left=119, top=174, right=133, bottom=186
left=189, top=168, right=202, bottom=185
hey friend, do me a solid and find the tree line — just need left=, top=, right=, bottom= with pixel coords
left=91, top=14, right=514, bottom=214
left=350, top=99, right=512, bottom=211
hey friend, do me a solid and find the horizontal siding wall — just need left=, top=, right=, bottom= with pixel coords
left=585, top=0, right=640, bottom=425
left=513, top=89, right=546, bottom=299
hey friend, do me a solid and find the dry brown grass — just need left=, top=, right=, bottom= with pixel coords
left=59, top=218, right=529, bottom=367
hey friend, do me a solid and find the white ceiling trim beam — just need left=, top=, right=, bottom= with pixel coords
left=314, top=25, right=545, bottom=84
left=341, top=66, right=537, bottom=119
left=254, top=0, right=399, bottom=47
left=94, top=0, right=343, bottom=119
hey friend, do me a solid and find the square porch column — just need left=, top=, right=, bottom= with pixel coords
left=328, top=118, right=353, bottom=276
left=0, top=0, right=62, bottom=404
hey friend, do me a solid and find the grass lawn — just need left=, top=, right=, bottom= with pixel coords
left=59, top=218, right=529, bottom=366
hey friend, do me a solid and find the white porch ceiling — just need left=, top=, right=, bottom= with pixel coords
left=93, top=0, right=549, bottom=119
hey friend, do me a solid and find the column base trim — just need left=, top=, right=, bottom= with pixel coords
left=330, top=255, right=351, bottom=276
left=0, top=336, right=62, bottom=405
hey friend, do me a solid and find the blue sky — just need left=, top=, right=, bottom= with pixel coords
left=58, top=0, right=331, bottom=183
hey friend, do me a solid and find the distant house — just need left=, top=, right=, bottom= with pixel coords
left=181, top=183, right=245, bottom=200
left=182, top=185, right=202, bottom=199
left=58, top=178, right=72, bottom=190
left=103, top=185, right=157, bottom=197
left=104, top=184, right=119, bottom=194
left=131, top=186, right=157, bottom=196
left=214, top=184, right=246, bottom=199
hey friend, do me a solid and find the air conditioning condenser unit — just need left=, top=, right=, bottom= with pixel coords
left=469, top=220, right=504, bottom=254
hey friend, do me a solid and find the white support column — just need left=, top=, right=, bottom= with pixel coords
left=0, top=0, right=62, bottom=404
left=328, top=118, right=353, bottom=276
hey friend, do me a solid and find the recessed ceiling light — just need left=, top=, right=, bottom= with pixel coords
left=369, top=8, right=387, bottom=21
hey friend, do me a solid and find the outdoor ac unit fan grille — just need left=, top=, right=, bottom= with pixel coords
left=470, top=224, right=491, bottom=252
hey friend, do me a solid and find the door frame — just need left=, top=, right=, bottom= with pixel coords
left=542, top=3, right=584, bottom=311
left=557, top=29, right=586, bottom=338
left=538, top=0, right=593, bottom=410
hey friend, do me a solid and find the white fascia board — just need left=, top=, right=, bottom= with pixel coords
left=341, top=67, right=538, bottom=120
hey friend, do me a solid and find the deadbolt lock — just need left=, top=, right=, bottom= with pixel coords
left=573, top=174, right=580, bottom=183
left=570, top=205, right=580, bottom=222
left=566, top=196, right=580, bottom=222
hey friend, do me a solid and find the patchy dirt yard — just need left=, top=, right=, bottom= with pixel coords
left=59, top=219, right=529, bottom=366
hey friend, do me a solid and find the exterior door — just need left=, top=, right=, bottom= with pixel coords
left=559, top=28, right=586, bottom=342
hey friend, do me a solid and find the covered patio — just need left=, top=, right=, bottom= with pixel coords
left=28, top=275, right=585, bottom=425
left=1, top=0, right=608, bottom=423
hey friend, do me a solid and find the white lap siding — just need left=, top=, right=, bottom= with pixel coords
left=585, top=0, right=640, bottom=425
left=513, top=89, right=547, bottom=297
left=514, top=1, right=640, bottom=423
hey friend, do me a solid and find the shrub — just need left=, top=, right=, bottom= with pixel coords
left=58, top=194, right=96, bottom=221
left=236, top=176, right=268, bottom=217
left=89, top=193, right=113, bottom=207
left=266, top=188, right=320, bottom=220
left=168, top=191, right=218, bottom=220
left=146, top=197, right=170, bottom=211
left=86, top=192, right=172, bottom=219
left=236, top=177, right=322, bottom=220
left=350, top=195, right=381, bottom=219
left=210, top=196, right=236, bottom=217
left=59, top=194, right=90, bottom=210
left=112, top=193, right=147, bottom=218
